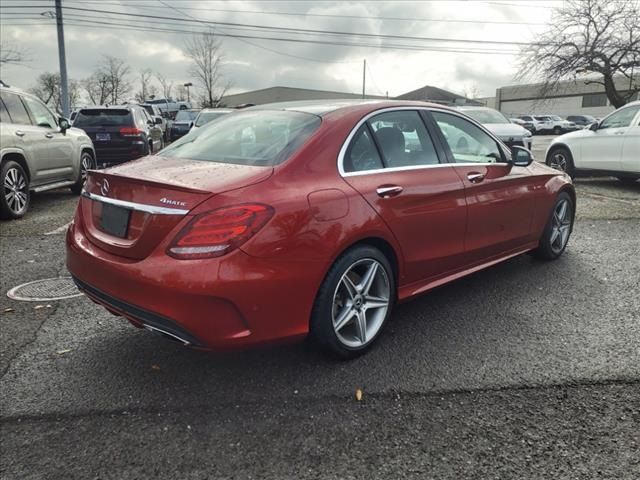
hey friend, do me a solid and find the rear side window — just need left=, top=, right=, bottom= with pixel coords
left=344, top=126, right=384, bottom=173
left=74, top=109, right=133, bottom=127
left=0, top=92, right=32, bottom=125
left=161, top=110, right=321, bottom=167
left=368, top=110, right=439, bottom=168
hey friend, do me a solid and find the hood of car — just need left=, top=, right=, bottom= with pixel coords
left=483, top=123, right=530, bottom=138
left=548, top=128, right=592, bottom=146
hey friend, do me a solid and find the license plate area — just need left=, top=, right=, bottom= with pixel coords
left=100, top=203, right=130, bottom=238
left=96, top=133, right=111, bottom=141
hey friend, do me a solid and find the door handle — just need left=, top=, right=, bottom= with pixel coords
left=45, top=133, right=54, bottom=139
left=14, top=130, right=25, bottom=137
left=376, top=185, right=403, bottom=198
left=467, top=172, right=485, bottom=183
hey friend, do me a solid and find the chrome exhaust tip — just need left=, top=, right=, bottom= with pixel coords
left=143, top=324, right=191, bottom=346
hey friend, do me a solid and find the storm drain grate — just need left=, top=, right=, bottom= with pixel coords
left=7, top=277, right=83, bottom=302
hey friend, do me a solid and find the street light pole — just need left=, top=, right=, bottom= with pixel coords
left=55, top=0, right=70, bottom=118
left=184, top=82, right=193, bottom=104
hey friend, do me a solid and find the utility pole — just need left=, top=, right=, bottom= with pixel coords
left=55, top=0, right=70, bottom=118
left=184, top=82, right=193, bottom=103
left=362, top=59, right=366, bottom=99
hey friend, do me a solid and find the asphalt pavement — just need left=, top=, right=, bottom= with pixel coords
left=1, top=159, right=639, bottom=479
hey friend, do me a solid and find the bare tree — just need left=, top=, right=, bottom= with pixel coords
left=518, top=0, right=640, bottom=108
left=185, top=31, right=229, bottom=107
left=155, top=72, right=173, bottom=99
left=95, top=55, right=131, bottom=104
left=463, top=83, right=480, bottom=100
left=83, top=72, right=112, bottom=105
left=28, top=72, right=81, bottom=113
left=0, top=39, right=27, bottom=66
left=135, top=69, right=156, bottom=102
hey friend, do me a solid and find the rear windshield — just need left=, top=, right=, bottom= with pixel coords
left=175, top=110, right=198, bottom=122
left=161, top=110, right=321, bottom=167
left=463, top=109, right=509, bottom=124
left=195, top=111, right=228, bottom=127
left=74, top=109, right=132, bottom=127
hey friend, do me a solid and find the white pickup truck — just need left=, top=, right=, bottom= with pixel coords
left=145, top=98, right=192, bottom=118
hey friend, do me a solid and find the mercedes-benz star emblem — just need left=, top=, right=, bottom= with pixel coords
left=100, top=179, right=110, bottom=196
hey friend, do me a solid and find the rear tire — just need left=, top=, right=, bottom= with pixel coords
left=310, top=245, right=395, bottom=359
left=70, top=151, right=94, bottom=195
left=546, top=146, right=575, bottom=178
left=533, top=192, right=574, bottom=260
left=1, top=160, right=30, bottom=220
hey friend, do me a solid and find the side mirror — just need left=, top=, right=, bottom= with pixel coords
left=589, top=122, right=598, bottom=131
left=59, top=117, right=70, bottom=132
left=154, top=117, right=163, bottom=125
left=511, top=146, right=533, bottom=167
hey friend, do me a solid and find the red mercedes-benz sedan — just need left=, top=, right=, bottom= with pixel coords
left=66, top=100, right=575, bottom=358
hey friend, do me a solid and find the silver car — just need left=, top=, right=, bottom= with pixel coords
left=0, top=84, right=95, bottom=219
left=457, top=106, right=533, bottom=151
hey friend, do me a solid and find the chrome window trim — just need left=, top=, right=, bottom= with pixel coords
left=337, top=106, right=510, bottom=177
left=81, top=191, right=189, bottom=215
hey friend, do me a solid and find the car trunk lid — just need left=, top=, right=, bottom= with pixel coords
left=80, top=156, right=273, bottom=260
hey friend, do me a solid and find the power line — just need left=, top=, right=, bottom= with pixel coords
left=60, top=0, right=546, bottom=26
left=0, top=5, right=531, bottom=46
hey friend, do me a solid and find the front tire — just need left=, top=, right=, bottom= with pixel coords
left=310, top=245, right=395, bottom=359
left=1, top=160, right=30, bottom=220
left=553, top=126, right=562, bottom=135
left=533, top=192, right=574, bottom=260
left=546, top=146, right=575, bottom=178
left=70, top=151, right=94, bottom=195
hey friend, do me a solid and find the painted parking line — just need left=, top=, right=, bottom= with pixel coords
left=44, top=221, right=71, bottom=236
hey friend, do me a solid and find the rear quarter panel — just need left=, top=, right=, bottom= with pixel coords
left=528, top=162, right=575, bottom=236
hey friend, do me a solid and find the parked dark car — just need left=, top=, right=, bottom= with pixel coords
left=566, top=115, right=597, bottom=128
left=168, top=109, right=199, bottom=141
left=73, top=105, right=164, bottom=167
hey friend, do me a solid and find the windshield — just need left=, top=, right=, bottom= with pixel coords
left=175, top=110, right=198, bottom=122
left=74, top=109, right=132, bottom=127
left=464, top=109, right=510, bottom=124
left=161, top=110, right=321, bottom=167
left=195, top=111, right=229, bottom=127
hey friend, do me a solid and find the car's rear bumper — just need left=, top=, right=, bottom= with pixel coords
left=65, top=211, right=320, bottom=350
left=94, top=143, right=146, bottom=167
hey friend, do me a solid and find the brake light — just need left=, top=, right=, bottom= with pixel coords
left=119, top=127, right=143, bottom=136
left=167, top=204, right=274, bottom=259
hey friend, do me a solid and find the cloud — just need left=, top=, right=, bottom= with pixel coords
left=0, top=0, right=556, bottom=102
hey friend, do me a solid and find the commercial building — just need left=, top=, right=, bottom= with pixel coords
left=220, top=84, right=480, bottom=108
left=479, top=74, right=639, bottom=118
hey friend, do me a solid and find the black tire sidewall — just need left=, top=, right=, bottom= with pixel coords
left=0, top=160, right=30, bottom=219
left=547, top=147, right=575, bottom=178
left=310, top=245, right=395, bottom=359
left=70, top=151, right=94, bottom=195
left=535, top=192, right=573, bottom=260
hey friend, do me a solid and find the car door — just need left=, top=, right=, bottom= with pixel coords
left=579, top=105, right=640, bottom=171
left=0, top=91, right=53, bottom=185
left=429, top=110, right=536, bottom=261
left=340, top=109, right=468, bottom=285
left=621, top=109, right=640, bottom=174
left=21, top=95, right=74, bottom=181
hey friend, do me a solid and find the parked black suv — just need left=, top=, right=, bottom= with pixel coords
left=73, top=105, right=163, bottom=167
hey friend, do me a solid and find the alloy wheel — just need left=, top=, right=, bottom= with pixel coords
left=331, top=258, right=390, bottom=348
left=80, top=153, right=93, bottom=184
left=550, top=199, right=572, bottom=254
left=549, top=152, right=568, bottom=172
left=4, top=167, right=28, bottom=215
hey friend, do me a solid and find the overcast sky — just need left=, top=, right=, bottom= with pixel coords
left=1, top=0, right=560, bottom=101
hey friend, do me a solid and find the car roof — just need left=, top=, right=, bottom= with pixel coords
left=198, top=108, right=233, bottom=113
left=78, top=105, right=137, bottom=110
left=248, top=99, right=452, bottom=116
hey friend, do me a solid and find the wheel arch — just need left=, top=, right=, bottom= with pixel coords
left=546, top=142, right=573, bottom=163
left=1, top=151, right=31, bottom=183
left=331, top=235, right=401, bottom=288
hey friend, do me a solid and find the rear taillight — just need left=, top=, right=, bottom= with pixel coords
left=119, top=127, right=143, bottom=137
left=167, top=204, right=274, bottom=260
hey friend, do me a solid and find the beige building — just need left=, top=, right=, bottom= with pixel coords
left=479, top=75, right=639, bottom=118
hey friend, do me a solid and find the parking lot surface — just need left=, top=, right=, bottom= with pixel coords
left=1, top=151, right=639, bottom=477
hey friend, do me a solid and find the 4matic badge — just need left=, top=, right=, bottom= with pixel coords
left=159, top=197, right=187, bottom=207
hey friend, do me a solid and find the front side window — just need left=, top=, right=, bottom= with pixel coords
left=161, top=110, right=321, bottom=167
left=432, top=111, right=503, bottom=163
left=463, top=109, right=510, bottom=124
left=344, top=125, right=384, bottom=173
left=195, top=111, right=228, bottom=127
left=22, top=96, right=57, bottom=129
left=599, top=106, right=640, bottom=129
left=368, top=110, right=439, bottom=168
left=0, top=92, right=32, bottom=125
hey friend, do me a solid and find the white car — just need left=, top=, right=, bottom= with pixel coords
left=545, top=101, right=640, bottom=183
left=457, top=106, right=533, bottom=151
